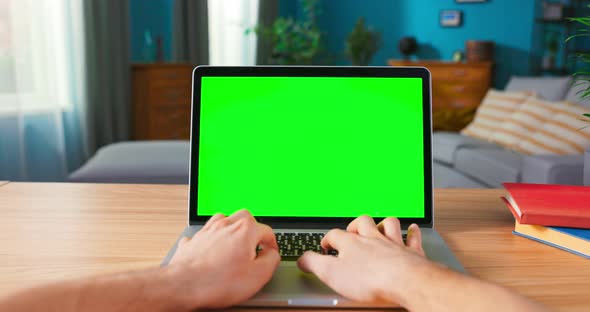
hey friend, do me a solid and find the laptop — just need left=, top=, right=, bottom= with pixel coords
left=162, top=66, right=464, bottom=308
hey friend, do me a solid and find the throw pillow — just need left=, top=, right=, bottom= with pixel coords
left=461, top=89, right=531, bottom=141
left=505, top=76, right=572, bottom=101
left=517, top=101, right=590, bottom=155
left=489, top=97, right=556, bottom=149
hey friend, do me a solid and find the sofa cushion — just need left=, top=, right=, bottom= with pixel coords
left=489, top=97, right=561, bottom=150
left=455, top=149, right=522, bottom=188
left=461, top=89, right=531, bottom=141
left=522, top=154, right=584, bottom=185
left=517, top=101, right=590, bottom=155
left=433, top=161, right=488, bottom=188
left=505, top=76, right=572, bottom=101
left=433, top=131, right=500, bottom=165
left=68, top=141, right=190, bottom=184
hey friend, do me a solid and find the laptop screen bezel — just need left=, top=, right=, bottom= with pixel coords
left=188, top=66, right=433, bottom=228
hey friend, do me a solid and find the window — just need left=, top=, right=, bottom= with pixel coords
left=208, top=0, right=259, bottom=66
left=0, top=0, right=82, bottom=113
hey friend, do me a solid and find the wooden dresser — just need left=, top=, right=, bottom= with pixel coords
left=388, top=60, right=493, bottom=131
left=132, top=64, right=194, bottom=140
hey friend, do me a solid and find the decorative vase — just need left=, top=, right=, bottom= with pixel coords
left=142, top=30, right=156, bottom=63
left=466, top=40, right=494, bottom=62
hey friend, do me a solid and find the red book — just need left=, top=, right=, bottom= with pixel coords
left=502, top=183, right=590, bottom=229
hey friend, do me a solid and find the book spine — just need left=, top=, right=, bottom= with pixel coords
left=512, top=231, right=590, bottom=258
left=521, top=213, right=590, bottom=229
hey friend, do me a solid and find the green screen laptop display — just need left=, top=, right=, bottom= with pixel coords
left=197, top=76, right=425, bottom=218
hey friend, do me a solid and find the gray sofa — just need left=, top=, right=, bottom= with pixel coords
left=70, top=76, right=589, bottom=188
left=434, top=76, right=590, bottom=188
left=68, top=141, right=190, bottom=184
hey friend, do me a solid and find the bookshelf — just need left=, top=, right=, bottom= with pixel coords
left=535, top=0, right=590, bottom=75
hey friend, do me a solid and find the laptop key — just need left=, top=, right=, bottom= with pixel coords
left=325, top=249, right=338, bottom=256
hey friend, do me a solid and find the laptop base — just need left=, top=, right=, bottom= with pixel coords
left=162, top=226, right=464, bottom=308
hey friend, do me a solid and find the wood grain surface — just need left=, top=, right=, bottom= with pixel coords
left=388, top=60, right=493, bottom=131
left=0, top=183, right=588, bottom=311
left=132, top=64, right=194, bottom=140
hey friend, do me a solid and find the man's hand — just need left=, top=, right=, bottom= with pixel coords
left=297, top=216, right=428, bottom=304
left=168, top=210, right=280, bottom=309
left=298, top=216, right=548, bottom=312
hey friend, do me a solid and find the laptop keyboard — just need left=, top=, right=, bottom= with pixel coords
left=274, top=232, right=407, bottom=261
left=275, top=232, right=332, bottom=260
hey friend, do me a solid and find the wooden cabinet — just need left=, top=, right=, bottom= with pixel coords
left=388, top=60, right=493, bottom=131
left=132, top=64, right=194, bottom=140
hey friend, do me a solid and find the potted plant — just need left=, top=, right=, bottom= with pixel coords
left=247, top=0, right=322, bottom=65
left=543, top=32, right=559, bottom=70
left=568, top=13, right=590, bottom=109
left=345, top=17, right=382, bottom=66
left=568, top=12, right=590, bottom=185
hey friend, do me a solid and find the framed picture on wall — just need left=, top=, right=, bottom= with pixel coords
left=440, top=10, right=462, bottom=27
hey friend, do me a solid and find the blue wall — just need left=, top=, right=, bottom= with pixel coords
left=129, top=0, right=174, bottom=62
left=129, top=0, right=541, bottom=87
left=282, top=0, right=539, bottom=88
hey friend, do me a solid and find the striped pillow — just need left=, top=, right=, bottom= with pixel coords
left=517, top=101, right=590, bottom=155
left=461, top=89, right=531, bottom=141
left=489, top=97, right=556, bottom=148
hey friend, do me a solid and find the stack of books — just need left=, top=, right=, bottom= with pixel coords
left=502, top=183, right=590, bottom=258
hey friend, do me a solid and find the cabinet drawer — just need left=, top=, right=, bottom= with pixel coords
left=434, top=82, right=488, bottom=99
left=148, top=107, right=191, bottom=139
left=431, top=67, right=490, bottom=82
left=433, top=97, right=482, bottom=109
left=146, top=67, right=194, bottom=88
left=147, top=86, right=192, bottom=108
left=149, top=125, right=190, bottom=140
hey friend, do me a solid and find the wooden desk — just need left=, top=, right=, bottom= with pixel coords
left=0, top=182, right=588, bottom=311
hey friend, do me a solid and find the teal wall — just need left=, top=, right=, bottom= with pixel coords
left=129, top=0, right=174, bottom=62
left=281, top=0, right=539, bottom=88
left=128, top=0, right=542, bottom=87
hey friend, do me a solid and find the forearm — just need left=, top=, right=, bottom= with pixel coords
left=0, top=267, right=189, bottom=312
left=393, top=263, right=549, bottom=312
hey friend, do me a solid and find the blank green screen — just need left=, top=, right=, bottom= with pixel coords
left=198, top=76, right=424, bottom=217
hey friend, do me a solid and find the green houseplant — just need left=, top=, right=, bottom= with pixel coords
left=543, top=32, right=559, bottom=70
left=247, top=0, right=322, bottom=65
left=567, top=12, right=590, bottom=123
left=345, top=17, right=383, bottom=66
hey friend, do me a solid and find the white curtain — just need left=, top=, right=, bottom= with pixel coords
left=208, top=0, right=259, bottom=65
left=0, top=0, right=87, bottom=181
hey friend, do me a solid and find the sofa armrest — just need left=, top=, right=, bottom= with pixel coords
left=522, top=154, right=584, bottom=185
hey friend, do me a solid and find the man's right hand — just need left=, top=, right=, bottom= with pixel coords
left=297, top=216, right=431, bottom=305
left=298, top=216, right=549, bottom=312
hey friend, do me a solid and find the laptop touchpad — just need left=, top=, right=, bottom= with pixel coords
left=244, top=263, right=339, bottom=306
